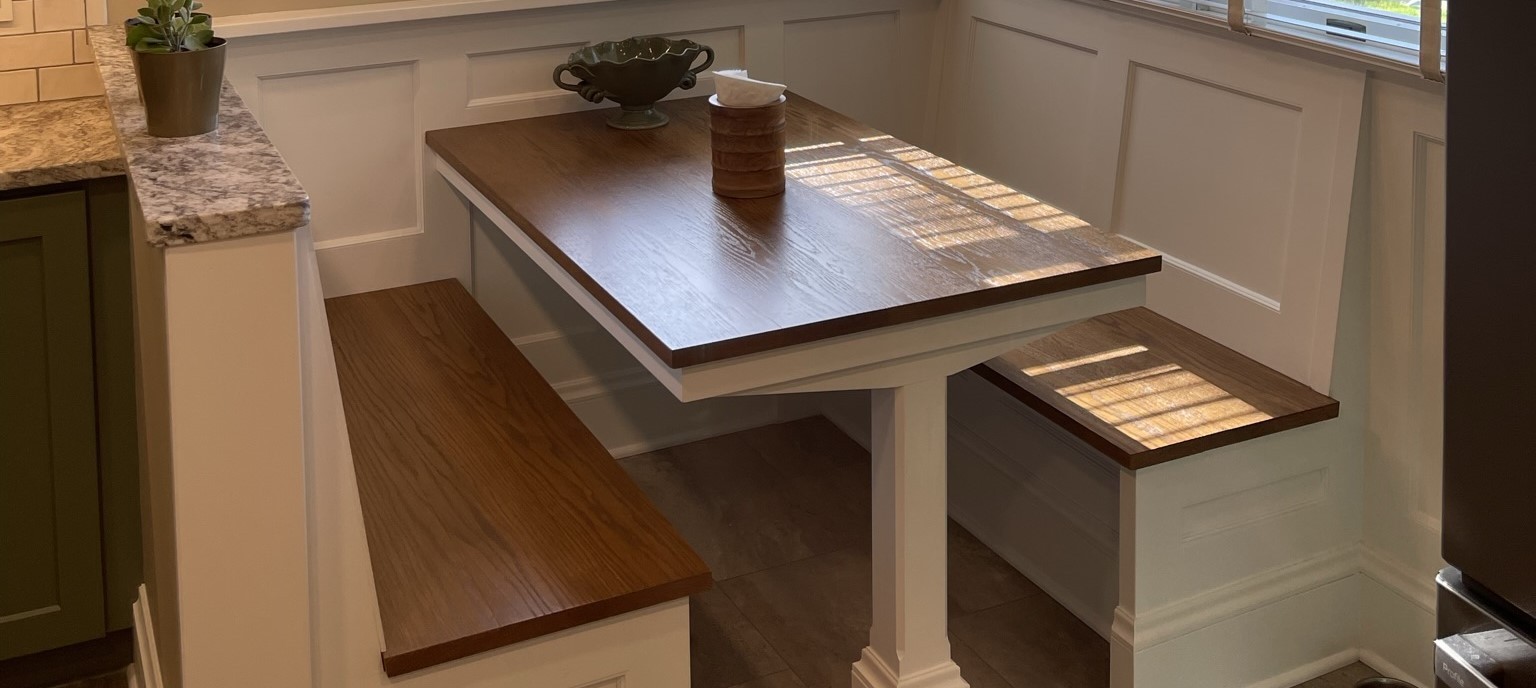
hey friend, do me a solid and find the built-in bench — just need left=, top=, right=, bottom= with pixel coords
left=325, top=279, right=711, bottom=679
left=970, top=306, right=1343, bottom=688
left=974, top=307, right=1338, bottom=470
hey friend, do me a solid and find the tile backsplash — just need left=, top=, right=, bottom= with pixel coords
left=0, top=0, right=105, bottom=105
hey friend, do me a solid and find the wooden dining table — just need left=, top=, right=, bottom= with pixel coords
left=426, top=94, right=1160, bottom=688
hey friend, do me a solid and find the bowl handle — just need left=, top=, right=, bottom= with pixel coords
left=679, top=45, right=716, bottom=90
left=554, top=63, right=608, bottom=104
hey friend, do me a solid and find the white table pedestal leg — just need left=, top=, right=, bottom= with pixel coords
left=852, top=377, right=969, bottom=688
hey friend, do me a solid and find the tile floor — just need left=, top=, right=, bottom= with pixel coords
left=46, top=671, right=127, bottom=688
left=619, top=417, right=1388, bottom=688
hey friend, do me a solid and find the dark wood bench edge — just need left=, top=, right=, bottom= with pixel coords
left=381, top=572, right=711, bottom=677
left=971, top=334, right=1341, bottom=471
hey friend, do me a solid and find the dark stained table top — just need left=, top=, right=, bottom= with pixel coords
left=427, top=95, right=1160, bottom=368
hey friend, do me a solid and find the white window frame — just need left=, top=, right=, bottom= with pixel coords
left=1093, top=0, right=1445, bottom=80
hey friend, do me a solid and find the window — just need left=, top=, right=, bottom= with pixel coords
left=1125, top=0, right=1447, bottom=78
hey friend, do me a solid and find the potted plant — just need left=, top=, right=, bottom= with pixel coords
left=127, top=0, right=225, bottom=137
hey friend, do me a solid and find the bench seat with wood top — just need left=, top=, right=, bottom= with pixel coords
left=965, top=306, right=1343, bottom=688
left=325, top=279, right=711, bottom=679
left=974, top=307, right=1339, bottom=471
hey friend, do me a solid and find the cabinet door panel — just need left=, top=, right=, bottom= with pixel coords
left=0, top=190, right=105, bottom=660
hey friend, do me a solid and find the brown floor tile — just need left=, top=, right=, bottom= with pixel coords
left=721, top=548, right=872, bottom=688
left=692, top=587, right=790, bottom=688
left=46, top=672, right=128, bottom=688
left=949, top=520, right=1044, bottom=618
left=726, top=671, right=807, bottom=688
left=951, top=637, right=1014, bottom=688
left=721, top=547, right=1017, bottom=688
left=952, top=594, right=1109, bottom=688
left=1293, top=662, right=1384, bottom=687
left=620, top=419, right=867, bottom=579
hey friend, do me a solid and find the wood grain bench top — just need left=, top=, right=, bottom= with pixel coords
left=975, top=307, right=1339, bottom=470
left=326, top=279, right=711, bottom=677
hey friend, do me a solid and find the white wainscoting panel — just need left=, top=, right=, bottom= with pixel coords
left=259, top=63, right=420, bottom=248
left=468, top=41, right=588, bottom=107
left=932, top=0, right=1365, bottom=393
left=1115, top=64, right=1300, bottom=305
left=783, top=12, right=899, bottom=133
left=954, top=19, right=1099, bottom=215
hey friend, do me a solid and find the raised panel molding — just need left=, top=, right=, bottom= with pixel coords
left=468, top=41, right=588, bottom=108
left=258, top=62, right=420, bottom=248
left=1410, top=133, right=1445, bottom=525
left=1114, top=63, right=1301, bottom=306
left=1180, top=468, right=1328, bottom=542
left=783, top=11, right=901, bottom=134
left=957, top=18, right=1098, bottom=215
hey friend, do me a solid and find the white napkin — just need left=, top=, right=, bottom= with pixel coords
left=713, top=69, right=787, bottom=107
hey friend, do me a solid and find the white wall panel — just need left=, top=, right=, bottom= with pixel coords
left=468, top=42, right=587, bottom=107
left=783, top=12, right=899, bottom=134
left=1115, top=64, right=1300, bottom=303
left=258, top=63, right=419, bottom=247
left=934, top=0, right=1364, bottom=393
left=955, top=19, right=1098, bottom=215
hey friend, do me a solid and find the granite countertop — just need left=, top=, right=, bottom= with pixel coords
left=0, top=98, right=126, bottom=192
left=89, top=25, right=310, bottom=247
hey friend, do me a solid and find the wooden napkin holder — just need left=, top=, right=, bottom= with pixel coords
left=709, top=94, right=787, bottom=199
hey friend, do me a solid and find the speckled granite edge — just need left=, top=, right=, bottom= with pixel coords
left=88, top=25, right=310, bottom=247
left=0, top=98, right=126, bottom=192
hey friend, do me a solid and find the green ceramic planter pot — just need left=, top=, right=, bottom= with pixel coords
left=136, top=37, right=226, bottom=137
left=553, top=36, right=715, bottom=130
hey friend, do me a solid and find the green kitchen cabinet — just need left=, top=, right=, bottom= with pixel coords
left=0, top=177, right=141, bottom=666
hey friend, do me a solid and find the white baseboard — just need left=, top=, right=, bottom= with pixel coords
left=1359, top=647, right=1428, bottom=688
left=1250, top=649, right=1361, bottom=688
left=1121, top=546, right=1360, bottom=650
left=1115, top=574, right=1362, bottom=688
left=1358, top=557, right=1438, bottom=687
left=132, top=584, right=165, bottom=688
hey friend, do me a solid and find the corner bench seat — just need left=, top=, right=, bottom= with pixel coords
left=967, top=307, right=1345, bottom=688
left=974, top=307, right=1339, bottom=470
left=325, top=279, right=711, bottom=677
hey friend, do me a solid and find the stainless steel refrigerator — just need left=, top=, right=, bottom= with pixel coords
left=1437, top=2, right=1536, bottom=686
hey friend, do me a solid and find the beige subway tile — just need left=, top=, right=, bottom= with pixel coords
left=0, top=31, right=71, bottom=70
left=38, top=61, right=99, bottom=99
left=37, top=61, right=97, bottom=100
left=84, top=0, right=105, bottom=25
left=34, top=0, right=84, bottom=31
left=0, top=1, right=35, bottom=36
left=0, top=68, right=38, bottom=104
left=72, top=28, right=90, bottom=61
